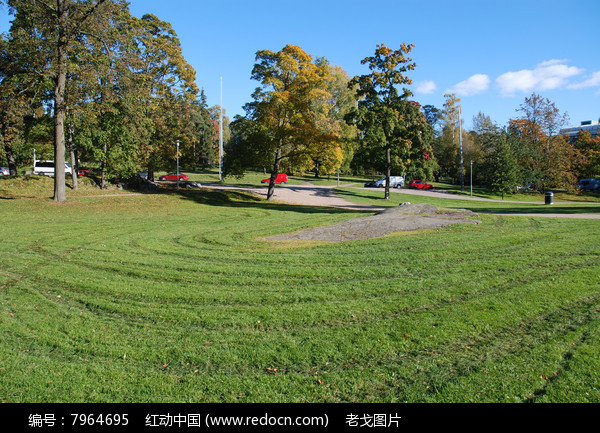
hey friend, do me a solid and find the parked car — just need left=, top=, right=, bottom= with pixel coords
left=77, top=169, right=90, bottom=176
left=33, top=160, right=72, bottom=176
left=0, top=167, right=9, bottom=176
left=408, top=180, right=434, bottom=190
left=261, top=173, right=288, bottom=184
left=159, top=173, right=189, bottom=181
left=364, top=176, right=404, bottom=188
left=576, top=178, right=600, bottom=191
left=517, top=183, right=537, bottom=191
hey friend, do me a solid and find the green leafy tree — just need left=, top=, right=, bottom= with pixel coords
left=6, top=0, right=122, bottom=200
left=403, top=101, right=437, bottom=181
left=67, top=1, right=151, bottom=188
left=191, top=91, right=216, bottom=170
left=433, top=93, right=464, bottom=184
left=130, top=13, right=199, bottom=181
left=487, top=132, right=519, bottom=199
left=346, top=43, right=427, bottom=199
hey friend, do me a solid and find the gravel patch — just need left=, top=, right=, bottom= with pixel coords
left=268, top=203, right=481, bottom=242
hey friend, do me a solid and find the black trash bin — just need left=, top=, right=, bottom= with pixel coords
left=545, top=191, right=554, bottom=205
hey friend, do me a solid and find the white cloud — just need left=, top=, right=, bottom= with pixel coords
left=496, top=60, right=584, bottom=96
left=568, top=70, right=600, bottom=89
left=415, top=80, right=437, bottom=94
left=446, top=74, right=490, bottom=96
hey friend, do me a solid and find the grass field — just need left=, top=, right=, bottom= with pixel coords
left=1, top=176, right=599, bottom=402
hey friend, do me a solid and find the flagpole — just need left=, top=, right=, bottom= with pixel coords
left=459, top=106, right=464, bottom=191
left=219, top=77, right=223, bottom=183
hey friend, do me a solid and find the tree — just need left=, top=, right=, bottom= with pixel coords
left=514, top=93, right=569, bottom=139
left=573, top=130, right=600, bottom=178
left=191, top=91, right=216, bottom=170
left=433, top=93, right=464, bottom=184
left=6, top=0, right=120, bottom=201
left=67, top=1, right=150, bottom=188
left=487, top=132, right=519, bottom=199
left=403, top=102, right=437, bottom=181
left=508, top=93, right=575, bottom=191
left=472, top=112, right=497, bottom=134
left=346, top=43, right=420, bottom=199
left=317, top=60, right=359, bottom=176
left=226, top=44, right=341, bottom=200
left=130, top=13, right=199, bottom=181
left=4, top=1, right=204, bottom=190
left=422, top=104, right=442, bottom=136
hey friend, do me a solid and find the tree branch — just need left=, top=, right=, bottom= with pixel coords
left=73, top=0, right=108, bottom=35
left=30, top=0, right=56, bottom=13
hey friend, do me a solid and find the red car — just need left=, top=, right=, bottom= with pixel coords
left=261, top=173, right=288, bottom=184
left=408, top=180, right=434, bottom=190
left=159, top=173, right=189, bottom=181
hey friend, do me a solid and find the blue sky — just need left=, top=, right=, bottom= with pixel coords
left=2, top=0, right=599, bottom=130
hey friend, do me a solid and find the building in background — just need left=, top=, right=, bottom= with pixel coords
left=560, top=119, right=600, bottom=142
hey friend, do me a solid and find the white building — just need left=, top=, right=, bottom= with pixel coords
left=560, top=119, right=600, bottom=142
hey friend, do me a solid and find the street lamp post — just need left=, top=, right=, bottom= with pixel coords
left=470, top=160, right=473, bottom=196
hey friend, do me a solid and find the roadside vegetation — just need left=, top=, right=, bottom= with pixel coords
left=1, top=178, right=599, bottom=403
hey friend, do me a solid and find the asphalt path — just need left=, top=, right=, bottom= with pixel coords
left=204, top=182, right=600, bottom=219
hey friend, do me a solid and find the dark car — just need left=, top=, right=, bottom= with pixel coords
left=576, top=178, right=600, bottom=191
left=159, top=173, right=189, bottom=181
left=408, top=180, right=434, bottom=190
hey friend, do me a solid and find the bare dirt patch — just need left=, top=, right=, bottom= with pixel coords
left=268, top=203, right=481, bottom=242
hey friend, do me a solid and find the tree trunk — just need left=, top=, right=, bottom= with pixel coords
left=68, top=121, right=78, bottom=190
left=267, top=147, right=281, bottom=201
left=1, top=122, right=18, bottom=176
left=53, top=0, right=69, bottom=202
left=100, top=140, right=107, bottom=189
left=385, top=144, right=391, bottom=200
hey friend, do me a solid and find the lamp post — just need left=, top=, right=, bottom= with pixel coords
left=470, top=160, right=473, bottom=196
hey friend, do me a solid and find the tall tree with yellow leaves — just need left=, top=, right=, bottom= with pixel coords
left=227, top=45, right=342, bottom=200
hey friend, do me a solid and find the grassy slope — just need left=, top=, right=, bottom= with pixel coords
left=1, top=177, right=599, bottom=402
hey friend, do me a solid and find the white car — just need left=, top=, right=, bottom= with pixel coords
left=0, top=167, right=9, bottom=176
left=364, top=176, right=404, bottom=188
left=33, top=160, right=72, bottom=176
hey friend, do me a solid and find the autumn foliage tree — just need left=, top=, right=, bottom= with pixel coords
left=508, top=93, right=579, bottom=191
left=225, top=45, right=342, bottom=200
left=573, top=130, right=600, bottom=178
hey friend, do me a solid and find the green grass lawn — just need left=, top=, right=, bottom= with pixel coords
left=1, top=177, right=599, bottom=402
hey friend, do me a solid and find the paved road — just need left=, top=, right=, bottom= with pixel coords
left=205, top=182, right=600, bottom=219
